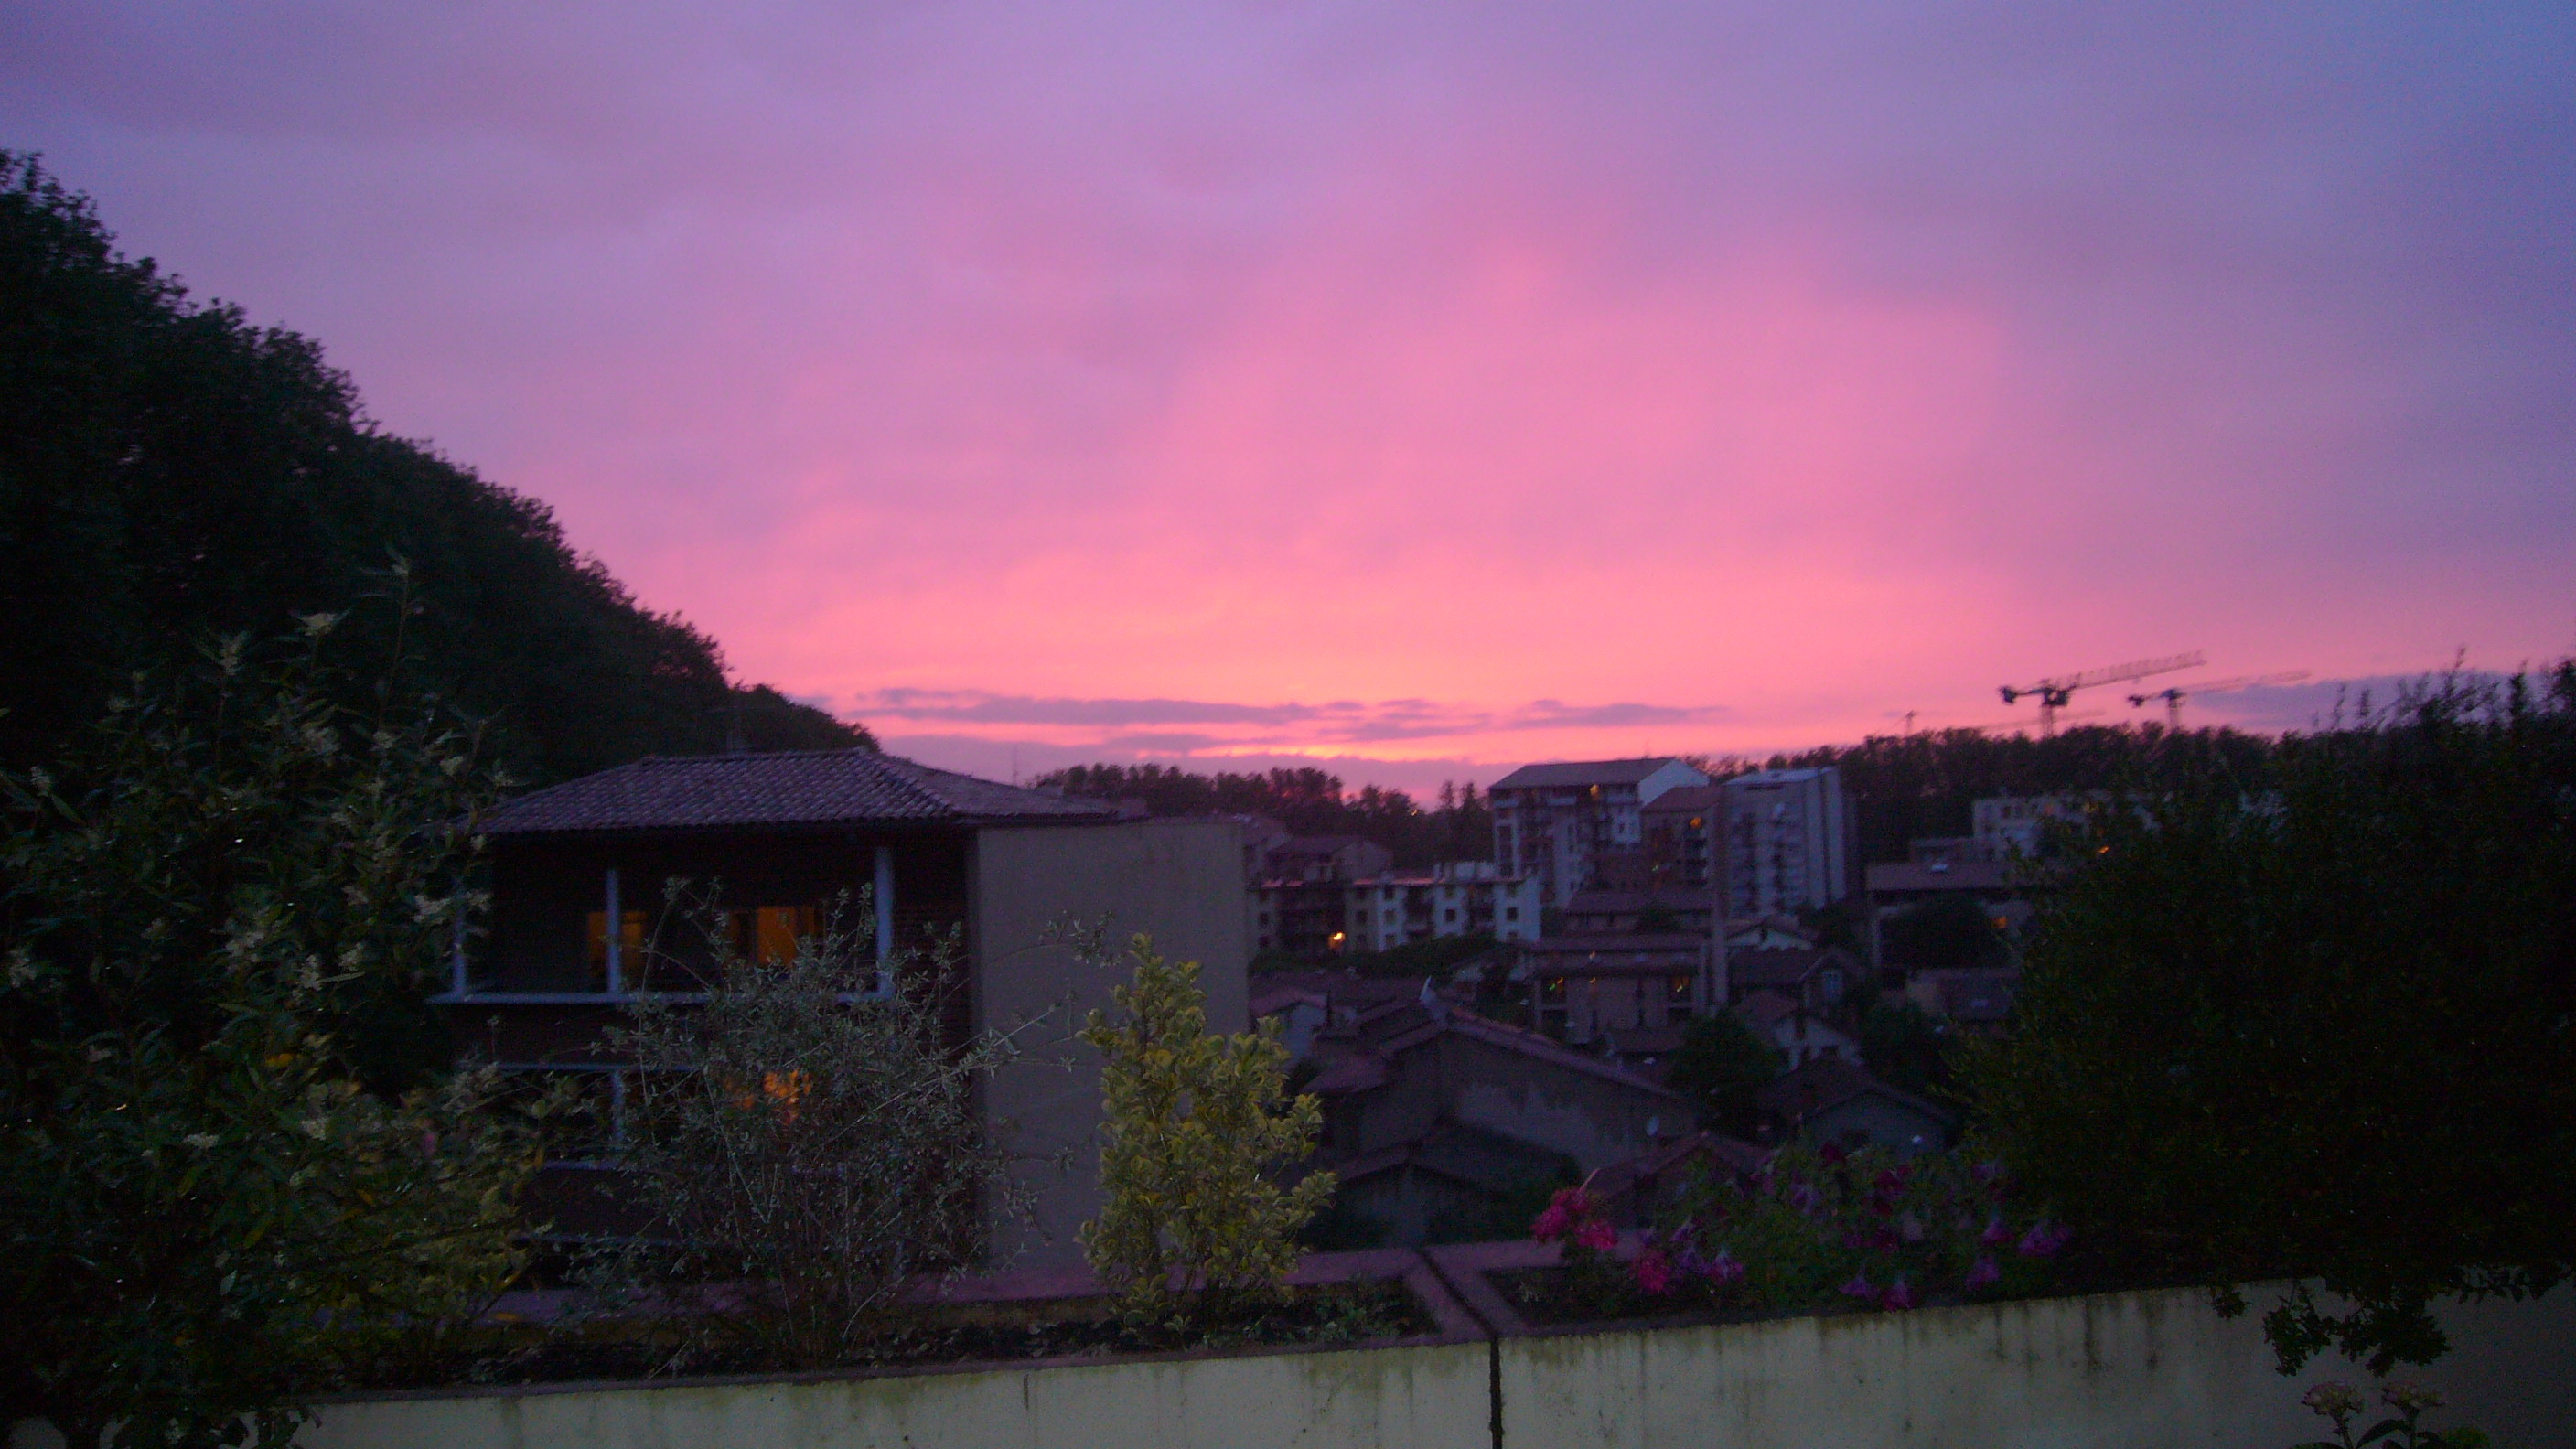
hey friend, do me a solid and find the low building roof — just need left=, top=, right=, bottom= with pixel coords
left=1865, top=860, right=2014, bottom=894
left=1735, top=989, right=1803, bottom=1029
left=1637, top=783, right=1727, bottom=815
left=1490, top=758, right=1696, bottom=792
left=1307, top=1005, right=1680, bottom=1100
left=1727, top=946, right=1854, bottom=990
left=1562, top=887, right=1716, bottom=916
left=1756, top=1057, right=1954, bottom=1125
left=478, top=748, right=1119, bottom=836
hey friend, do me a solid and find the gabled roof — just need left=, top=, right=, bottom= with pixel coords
left=1735, top=989, right=1803, bottom=1029
left=1757, top=1057, right=1954, bottom=1125
left=1489, top=758, right=1697, bottom=792
left=477, top=749, right=1120, bottom=836
left=1637, top=784, right=1727, bottom=814
left=1306, top=1005, right=1680, bottom=1100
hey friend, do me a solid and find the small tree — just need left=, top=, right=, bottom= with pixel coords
left=1665, top=1011, right=1783, bottom=1137
left=0, top=626, right=542, bottom=1449
left=607, top=901, right=1034, bottom=1369
left=1079, top=936, right=1334, bottom=1323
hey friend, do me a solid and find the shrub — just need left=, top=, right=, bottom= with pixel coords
left=604, top=899, right=1034, bottom=1370
left=0, top=626, right=542, bottom=1449
left=1079, top=935, right=1334, bottom=1325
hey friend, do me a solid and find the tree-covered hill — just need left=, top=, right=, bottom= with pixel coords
left=0, top=154, right=867, bottom=782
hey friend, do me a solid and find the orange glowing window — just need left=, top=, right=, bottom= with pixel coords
left=729, top=905, right=818, bottom=964
left=586, top=910, right=646, bottom=970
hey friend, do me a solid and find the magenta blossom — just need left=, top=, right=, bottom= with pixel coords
left=1840, top=1272, right=1876, bottom=1299
left=1787, top=1183, right=1823, bottom=1216
left=1531, top=1186, right=1601, bottom=1244
left=1634, top=1248, right=1676, bottom=1296
left=1965, top=1255, right=2002, bottom=1291
left=1980, top=1215, right=2012, bottom=1246
left=1880, top=1277, right=1916, bottom=1311
left=1705, top=1247, right=1745, bottom=1284
left=1573, top=1218, right=1617, bottom=1253
left=1819, top=1143, right=1849, bottom=1165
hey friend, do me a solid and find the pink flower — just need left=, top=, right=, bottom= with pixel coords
left=1840, top=1272, right=1876, bottom=1299
left=1980, top=1215, right=2012, bottom=1246
left=1531, top=1204, right=1572, bottom=1242
left=1634, top=1248, right=1676, bottom=1296
left=1787, top=1184, right=1823, bottom=1216
left=1574, top=1218, right=1617, bottom=1253
left=1705, top=1247, right=1745, bottom=1284
left=1880, top=1277, right=1916, bottom=1311
left=1965, top=1255, right=2002, bottom=1291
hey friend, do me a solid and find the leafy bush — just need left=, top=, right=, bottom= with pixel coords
left=601, top=899, right=1034, bottom=1371
left=1969, top=665, right=2576, bottom=1371
left=0, top=626, right=542, bottom=1449
left=1663, top=1011, right=1783, bottom=1136
left=1080, top=935, right=1335, bottom=1325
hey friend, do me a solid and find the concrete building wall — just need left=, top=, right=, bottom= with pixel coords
left=970, top=819, right=1249, bottom=1268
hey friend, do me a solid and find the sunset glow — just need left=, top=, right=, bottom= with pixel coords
left=9, top=3, right=2570, bottom=793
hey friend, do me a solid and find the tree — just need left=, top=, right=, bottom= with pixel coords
left=0, top=627, right=542, bottom=1448
left=1879, top=894, right=2011, bottom=971
left=1665, top=1011, right=1782, bottom=1137
left=1857, top=999, right=1950, bottom=1099
left=0, top=153, right=865, bottom=782
left=1968, top=666, right=2576, bottom=1372
left=605, top=899, right=1033, bottom=1370
left=1079, top=937, right=1335, bottom=1324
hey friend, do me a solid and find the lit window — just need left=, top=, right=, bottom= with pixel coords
left=585, top=910, right=645, bottom=973
left=727, top=905, right=818, bottom=965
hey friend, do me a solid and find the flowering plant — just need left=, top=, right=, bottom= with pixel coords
left=2293, top=1380, right=2489, bottom=1449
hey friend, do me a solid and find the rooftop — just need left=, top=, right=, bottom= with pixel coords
left=477, top=748, right=1121, bottom=836
left=1488, top=757, right=1701, bottom=792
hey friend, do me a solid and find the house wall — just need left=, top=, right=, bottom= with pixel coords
left=970, top=820, right=1249, bottom=1268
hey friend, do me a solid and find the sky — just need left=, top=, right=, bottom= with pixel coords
left=6, top=2, right=2571, bottom=797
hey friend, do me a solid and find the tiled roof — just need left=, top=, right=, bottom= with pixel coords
left=477, top=749, right=1120, bottom=836
left=1757, top=1057, right=1954, bottom=1124
left=1489, top=758, right=1695, bottom=791
left=1865, top=860, right=2014, bottom=893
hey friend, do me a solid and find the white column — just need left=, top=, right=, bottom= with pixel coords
left=604, top=866, right=623, bottom=996
left=873, top=845, right=896, bottom=992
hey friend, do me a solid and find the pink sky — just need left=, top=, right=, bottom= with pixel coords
left=7, top=4, right=2571, bottom=796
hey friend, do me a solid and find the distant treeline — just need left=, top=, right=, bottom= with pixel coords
left=1760, top=724, right=2281, bottom=864
left=1048, top=724, right=2290, bottom=874
left=0, top=154, right=865, bottom=782
left=1034, top=764, right=1495, bottom=868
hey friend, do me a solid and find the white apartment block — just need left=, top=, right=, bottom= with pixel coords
left=1250, top=861, right=1541, bottom=956
left=1970, top=793, right=2101, bottom=859
left=1720, top=767, right=1852, bottom=918
left=1488, top=758, right=1711, bottom=907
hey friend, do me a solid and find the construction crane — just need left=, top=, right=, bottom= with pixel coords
left=1999, top=652, right=2206, bottom=736
left=2130, top=670, right=2311, bottom=729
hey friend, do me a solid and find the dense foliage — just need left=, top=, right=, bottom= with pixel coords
left=1037, top=764, right=1494, bottom=866
left=0, top=628, right=545, bottom=1449
left=1969, top=666, right=2576, bottom=1372
left=0, top=154, right=865, bottom=783
left=1080, top=936, right=1335, bottom=1323
left=601, top=899, right=1031, bottom=1371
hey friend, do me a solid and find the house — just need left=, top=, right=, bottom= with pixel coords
left=1757, top=1057, right=1955, bottom=1157
left=1589, top=1131, right=1772, bottom=1228
left=1726, top=944, right=1858, bottom=1011
left=1737, top=989, right=1860, bottom=1068
left=1300, top=1001, right=1683, bottom=1243
left=444, top=746, right=1249, bottom=1266
left=1488, top=758, right=1712, bottom=907
left=1520, top=933, right=1717, bottom=1045
left=1560, top=886, right=1717, bottom=937
left=1907, top=968, right=2019, bottom=1034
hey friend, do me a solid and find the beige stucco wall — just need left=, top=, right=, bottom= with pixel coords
left=971, top=819, right=1249, bottom=1268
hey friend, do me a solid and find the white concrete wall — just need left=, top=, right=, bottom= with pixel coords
left=16, top=1284, right=2559, bottom=1449
left=1501, top=1287, right=2574, bottom=1449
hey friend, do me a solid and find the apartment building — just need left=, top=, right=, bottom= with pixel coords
left=1251, top=860, right=1540, bottom=956
left=1488, top=758, right=1711, bottom=908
